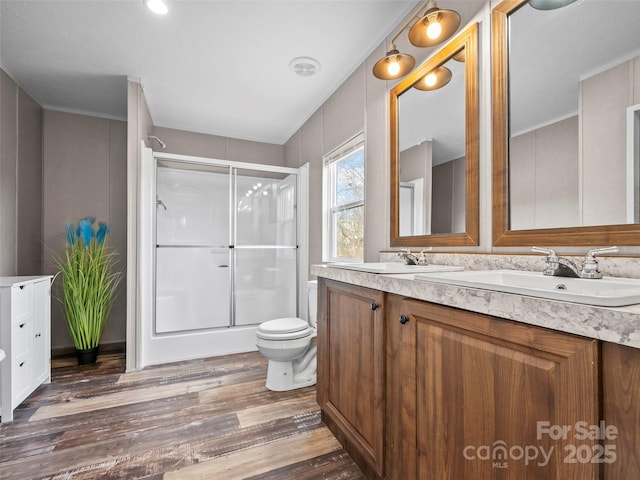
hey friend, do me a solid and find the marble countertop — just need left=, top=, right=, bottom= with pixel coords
left=311, top=265, right=640, bottom=350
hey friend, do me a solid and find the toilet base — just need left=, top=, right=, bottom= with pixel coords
left=265, top=347, right=317, bottom=391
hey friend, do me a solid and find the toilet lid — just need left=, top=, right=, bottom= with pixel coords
left=257, top=317, right=311, bottom=340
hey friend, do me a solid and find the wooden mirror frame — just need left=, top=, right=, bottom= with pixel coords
left=390, top=22, right=479, bottom=247
left=492, top=0, right=640, bottom=246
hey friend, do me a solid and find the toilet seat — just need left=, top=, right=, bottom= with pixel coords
left=256, top=317, right=311, bottom=341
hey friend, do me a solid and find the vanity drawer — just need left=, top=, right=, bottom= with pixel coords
left=11, top=284, right=33, bottom=320
left=12, top=352, right=32, bottom=407
left=12, top=319, right=32, bottom=358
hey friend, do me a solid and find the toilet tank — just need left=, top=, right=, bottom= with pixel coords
left=307, top=280, right=318, bottom=328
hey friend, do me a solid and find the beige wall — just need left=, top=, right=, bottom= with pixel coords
left=581, top=58, right=640, bottom=226
left=432, top=156, right=465, bottom=234
left=284, top=109, right=323, bottom=268
left=0, top=69, right=43, bottom=276
left=43, top=110, right=127, bottom=349
left=400, top=142, right=432, bottom=183
left=284, top=66, right=369, bottom=265
left=510, top=115, right=580, bottom=230
left=508, top=56, right=640, bottom=232
left=152, top=126, right=285, bottom=166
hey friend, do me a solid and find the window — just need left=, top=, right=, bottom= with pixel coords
left=323, top=133, right=365, bottom=262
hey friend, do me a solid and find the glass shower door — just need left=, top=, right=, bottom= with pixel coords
left=155, top=162, right=231, bottom=333
left=233, top=169, right=298, bottom=326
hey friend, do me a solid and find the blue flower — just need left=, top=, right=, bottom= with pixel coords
left=78, top=218, right=95, bottom=248
left=96, top=222, right=110, bottom=245
left=66, top=217, right=112, bottom=249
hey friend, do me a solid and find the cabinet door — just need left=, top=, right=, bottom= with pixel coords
left=317, top=279, right=385, bottom=478
left=32, top=279, right=51, bottom=385
left=400, top=298, right=599, bottom=480
left=385, top=294, right=417, bottom=480
left=602, top=342, right=640, bottom=479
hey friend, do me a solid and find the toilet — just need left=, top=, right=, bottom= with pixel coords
left=256, top=280, right=317, bottom=391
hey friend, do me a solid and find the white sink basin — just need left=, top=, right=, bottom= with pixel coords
left=329, top=262, right=464, bottom=275
left=415, top=269, right=640, bottom=307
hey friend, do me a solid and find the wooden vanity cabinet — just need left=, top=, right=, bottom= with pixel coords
left=386, top=296, right=600, bottom=480
left=602, top=342, right=640, bottom=479
left=317, top=280, right=610, bottom=480
left=317, top=279, right=386, bottom=478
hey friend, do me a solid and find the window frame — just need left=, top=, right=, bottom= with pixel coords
left=322, top=132, right=365, bottom=263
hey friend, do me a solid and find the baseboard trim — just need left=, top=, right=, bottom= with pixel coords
left=51, top=341, right=126, bottom=359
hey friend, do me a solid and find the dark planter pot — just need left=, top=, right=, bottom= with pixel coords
left=75, top=347, right=99, bottom=365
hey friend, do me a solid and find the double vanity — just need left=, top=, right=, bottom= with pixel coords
left=320, top=0, right=640, bottom=477
left=313, top=261, right=640, bottom=480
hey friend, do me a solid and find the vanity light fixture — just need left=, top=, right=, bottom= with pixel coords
left=372, top=47, right=416, bottom=80
left=372, top=0, right=460, bottom=80
left=529, top=0, right=579, bottom=10
left=408, top=1, right=461, bottom=48
left=144, top=0, right=168, bottom=15
left=413, top=65, right=452, bottom=91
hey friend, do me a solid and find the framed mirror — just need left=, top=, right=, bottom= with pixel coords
left=492, top=0, right=640, bottom=246
left=390, top=22, right=479, bottom=247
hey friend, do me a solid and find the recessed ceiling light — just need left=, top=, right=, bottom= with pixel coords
left=290, top=57, right=320, bottom=77
left=144, top=0, right=168, bottom=15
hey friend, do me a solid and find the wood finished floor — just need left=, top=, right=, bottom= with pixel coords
left=0, top=352, right=365, bottom=480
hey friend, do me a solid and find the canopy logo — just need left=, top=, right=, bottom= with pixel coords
left=463, top=421, right=618, bottom=469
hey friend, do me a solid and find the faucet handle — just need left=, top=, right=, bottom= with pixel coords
left=584, top=246, right=619, bottom=261
left=532, top=247, right=559, bottom=276
left=581, top=247, right=618, bottom=279
left=531, top=247, right=557, bottom=259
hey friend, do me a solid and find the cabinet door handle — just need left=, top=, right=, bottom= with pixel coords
left=19, top=361, right=25, bottom=367
left=400, top=314, right=410, bottom=324
left=370, top=302, right=379, bottom=311
left=19, top=285, right=25, bottom=290
left=19, top=323, right=26, bottom=328
left=35, top=333, right=42, bottom=338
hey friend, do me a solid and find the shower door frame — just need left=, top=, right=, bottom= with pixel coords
left=139, top=150, right=308, bottom=368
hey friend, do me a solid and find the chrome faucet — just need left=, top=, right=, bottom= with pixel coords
left=397, top=247, right=432, bottom=266
left=531, top=246, right=619, bottom=279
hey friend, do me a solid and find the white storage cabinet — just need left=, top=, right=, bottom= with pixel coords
left=0, top=276, right=52, bottom=422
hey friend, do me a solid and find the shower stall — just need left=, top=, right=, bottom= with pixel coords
left=139, top=149, right=307, bottom=367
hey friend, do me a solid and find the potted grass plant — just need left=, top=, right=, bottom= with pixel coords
left=55, top=217, right=123, bottom=365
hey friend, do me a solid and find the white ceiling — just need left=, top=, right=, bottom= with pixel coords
left=0, top=0, right=421, bottom=145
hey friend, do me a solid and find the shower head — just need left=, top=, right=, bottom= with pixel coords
left=148, top=135, right=167, bottom=149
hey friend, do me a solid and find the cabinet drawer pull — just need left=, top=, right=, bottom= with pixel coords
left=19, top=361, right=25, bottom=367
left=19, top=285, right=25, bottom=290
left=371, top=303, right=379, bottom=311
left=35, top=333, right=42, bottom=338
left=400, top=314, right=410, bottom=325
left=19, top=323, right=26, bottom=329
